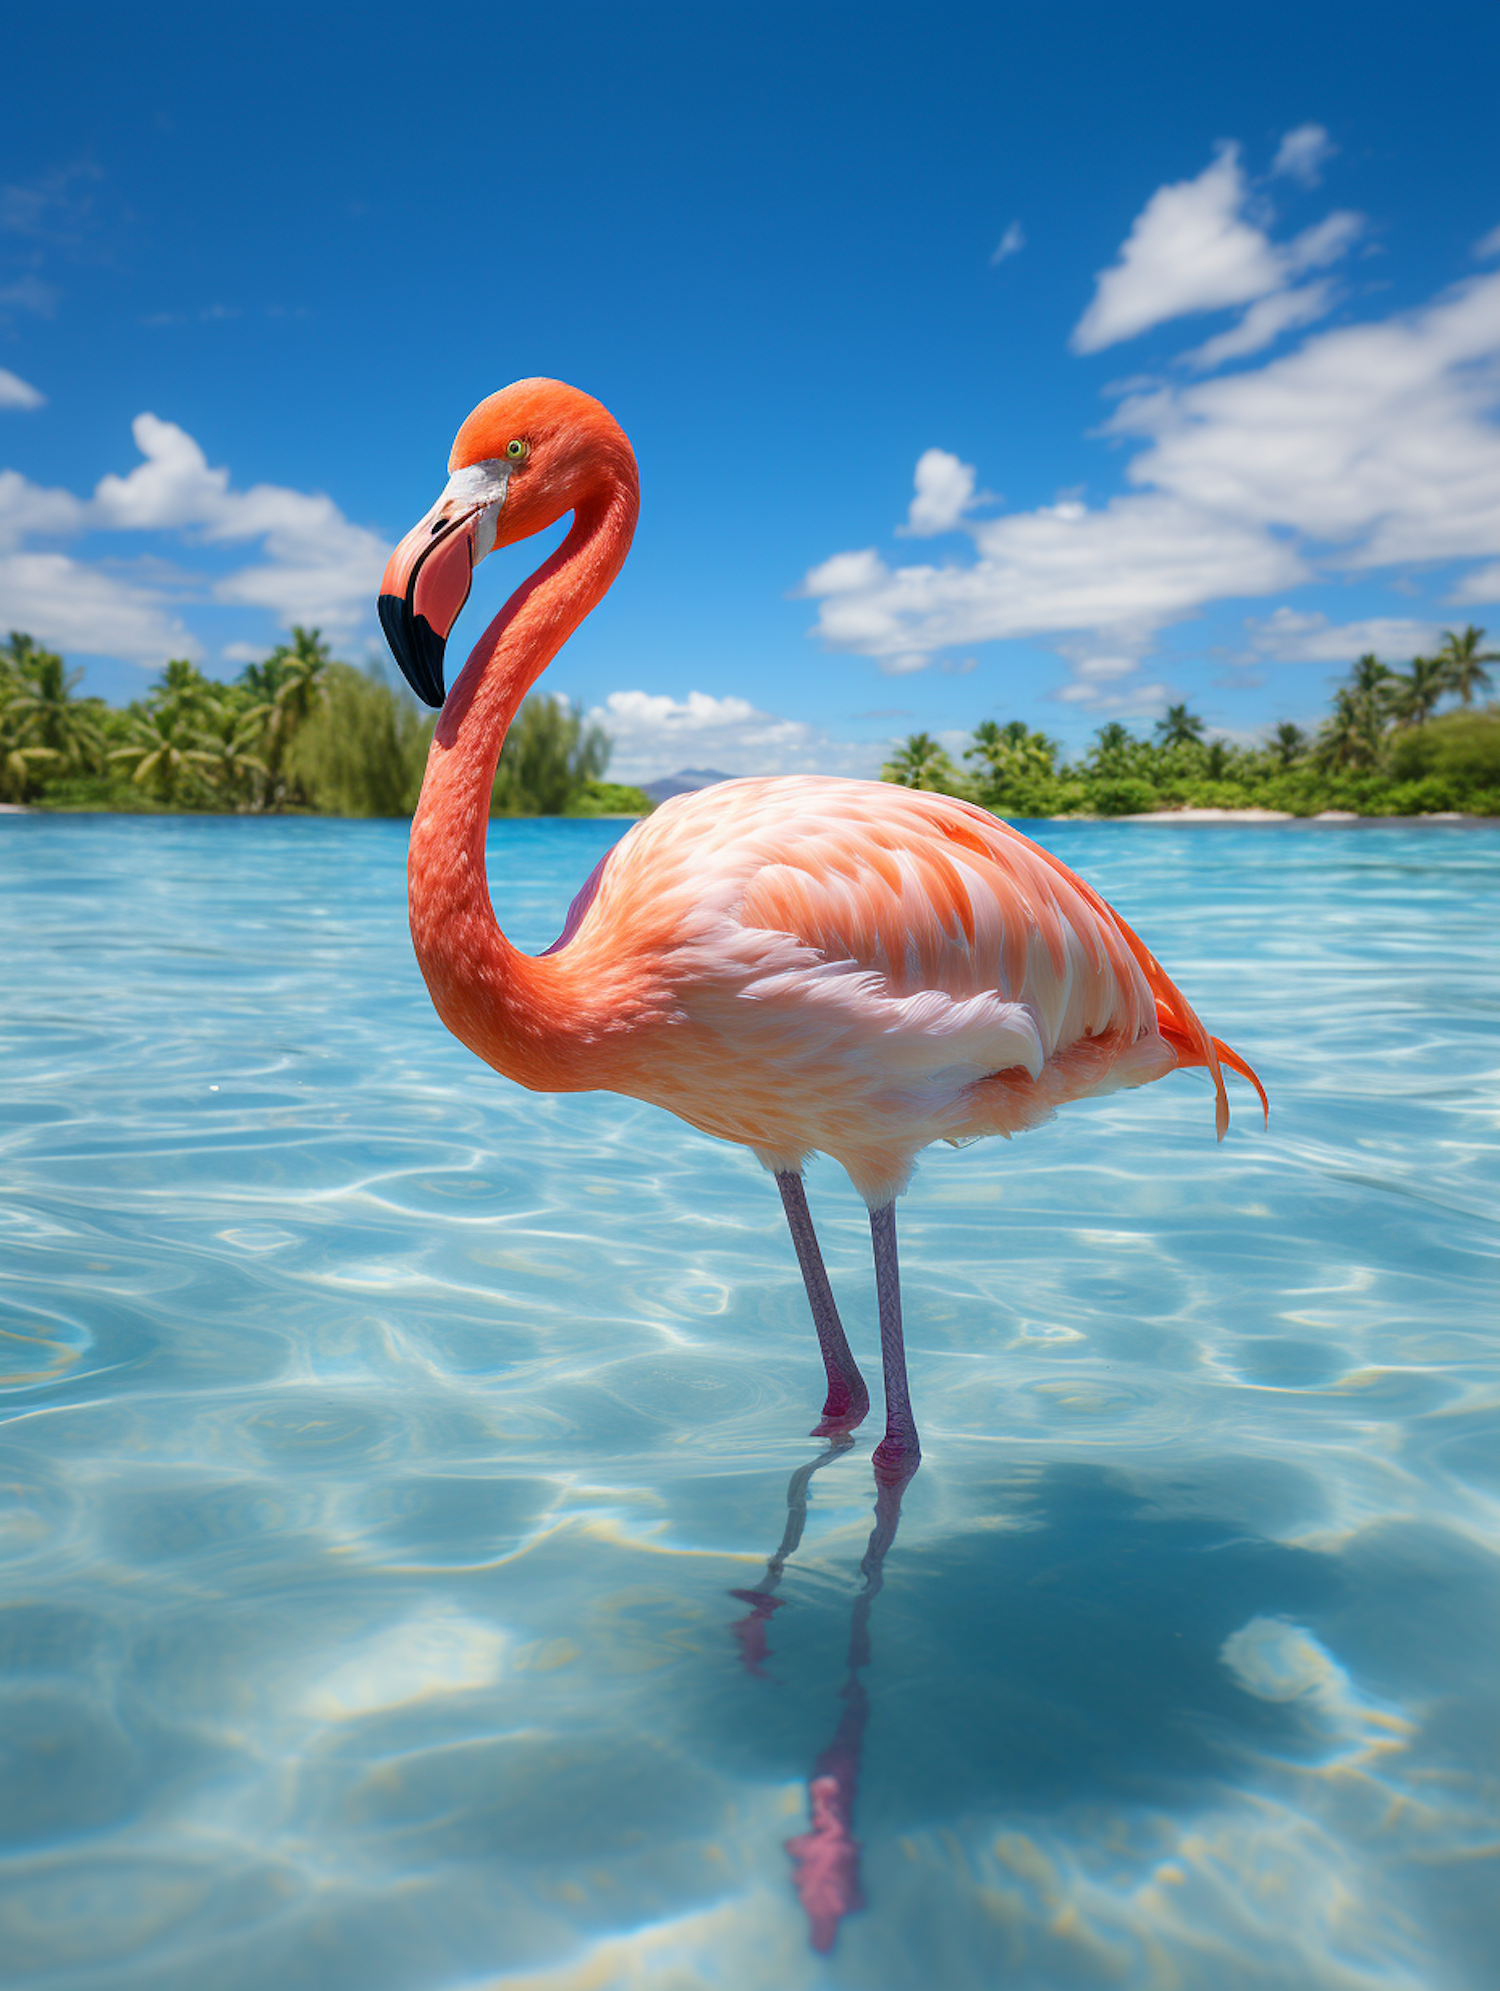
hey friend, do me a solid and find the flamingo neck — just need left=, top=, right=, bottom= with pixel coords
left=407, top=473, right=637, bottom=1086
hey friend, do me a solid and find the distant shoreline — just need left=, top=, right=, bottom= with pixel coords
left=3, top=801, right=1497, bottom=825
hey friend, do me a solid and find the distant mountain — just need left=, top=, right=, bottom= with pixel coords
left=639, top=768, right=738, bottom=805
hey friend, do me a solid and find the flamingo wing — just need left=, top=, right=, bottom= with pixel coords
left=566, top=780, right=1261, bottom=1142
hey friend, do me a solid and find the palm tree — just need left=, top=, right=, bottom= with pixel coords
left=1154, top=703, right=1206, bottom=750
left=1268, top=721, right=1308, bottom=767
left=253, top=627, right=332, bottom=806
left=881, top=731, right=962, bottom=792
left=1090, top=721, right=1134, bottom=765
left=0, top=701, right=55, bottom=802
left=1433, top=625, right=1497, bottom=707
left=965, top=717, right=1057, bottom=775
left=1317, top=687, right=1383, bottom=769
left=110, top=704, right=216, bottom=805
left=2, top=637, right=105, bottom=776
left=151, top=658, right=214, bottom=710
left=1391, top=655, right=1448, bottom=727
left=193, top=695, right=268, bottom=807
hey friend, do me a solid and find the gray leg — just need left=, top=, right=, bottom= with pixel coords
left=869, top=1203, right=920, bottom=1480
left=776, top=1172, right=870, bottom=1433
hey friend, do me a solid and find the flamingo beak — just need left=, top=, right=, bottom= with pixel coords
left=377, top=460, right=510, bottom=706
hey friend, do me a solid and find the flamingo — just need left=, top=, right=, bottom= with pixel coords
left=378, top=378, right=1266, bottom=1481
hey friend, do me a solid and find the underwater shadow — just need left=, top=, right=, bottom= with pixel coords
left=720, top=1449, right=1343, bottom=1953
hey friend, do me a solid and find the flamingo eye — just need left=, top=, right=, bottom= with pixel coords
left=505, top=438, right=529, bottom=462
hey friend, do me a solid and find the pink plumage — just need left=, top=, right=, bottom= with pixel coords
left=379, top=377, right=1266, bottom=1482
left=549, top=774, right=1237, bottom=1207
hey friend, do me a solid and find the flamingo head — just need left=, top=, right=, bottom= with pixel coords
left=378, top=378, right=636, bottom=706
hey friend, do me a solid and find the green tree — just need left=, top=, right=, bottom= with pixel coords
left=285, top=663, right=432, bottom=816
left=1, top=633, right=105, bottom=777
left=1268, top=721, right=1309, bottom=767
left=1433, top=625, right=1497, bottom=707
left=491, top=692, right=611, bottom=814
left=110, top=702, right=217, bottom=805
left=1391, top=655, right=1449, bottom=727
left=881, top=731, right=963, bottom=792
left=193, top=694, right=269, bottom=808
left=1089, top=722, right=1135, bottom=766
left=1154, top=703, right=1206, bottom=750
left=239, top=627, right=332, bottom=807
left=0, top=706, right=55, bottom=802
left=963, top=717, right=1060, bottom=815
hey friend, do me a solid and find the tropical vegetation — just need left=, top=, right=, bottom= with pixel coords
left=0, top=629, right=653, bottom=818
left=882, top=630, right=1500, bottom=818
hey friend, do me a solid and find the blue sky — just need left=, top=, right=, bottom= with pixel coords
left=3, top=2, right=1499, bottom=780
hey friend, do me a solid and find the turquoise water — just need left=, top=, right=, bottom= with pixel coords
left=2, top=812, right=1497, bottom=1990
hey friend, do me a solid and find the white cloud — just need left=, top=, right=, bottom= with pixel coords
left=1111, top=271, right=1500, bottom=566
left=0, top=368, right=44, bottom=410
left=0, top=411, right=390, bottom=662
left=92, top=413, right=388, bottom=632
left=1246, top=608, right=1443, bottom=663
left=802, top=257, right=1500, bottom=697
left=1072, top=653, right=1139, bottom=680
left=0, top=550, right=198, bottom=661
left=1475, top=224, right=1500, bottom=262
left=799, top=547, right=887, bottom=597
left=0, top=467, right=86, bottom=547
left=1183, top=280, right=1334, bottom=370
left=588, top=688, right=877, bottom=782
left=1050, top=677, right=1171, bottom=713
left=990, top=221, right=1025, bottom=267
left=901, top=448, right=978, bottom=535
left=1452, top=561, right=1500, bottom=604
left=1071, top=143, right=1359, bottom=354
left=805, top=494, right=1304, bottom=669
left=1271, top=124, right=1335, bottom=187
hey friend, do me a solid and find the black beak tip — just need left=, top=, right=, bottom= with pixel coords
left=378, top=592, right=446, bottom=708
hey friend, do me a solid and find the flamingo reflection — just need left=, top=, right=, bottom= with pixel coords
left=729, top=1452, right=916, bottom=1952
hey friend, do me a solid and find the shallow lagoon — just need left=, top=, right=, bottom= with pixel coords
left=2, top=812, right=1497, bottom=1990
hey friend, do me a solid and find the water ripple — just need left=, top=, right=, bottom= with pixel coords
left=1, top=814, right=1497, bottom=1989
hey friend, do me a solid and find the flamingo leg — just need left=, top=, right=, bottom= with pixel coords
left=869, top=1204, right=920, bottom=1481
left=776, top=1172, right=870, bottom=1434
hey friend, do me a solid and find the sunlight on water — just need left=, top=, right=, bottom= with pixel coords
left=1, top=813, right=1497, bottom=1989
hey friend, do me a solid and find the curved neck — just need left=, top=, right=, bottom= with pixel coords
left=407, top=472, right=637, bottom=1086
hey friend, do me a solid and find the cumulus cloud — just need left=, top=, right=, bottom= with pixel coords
left=1109, top=271, right=1500, bottom=566
left=805, top=494, right=1303, bottom=670
left=0, top=410, right=390, bottom=662
left=1070, top=143, right=1359, bottom=354
left=1271, top=124, right=1336, bottom=187
left=1182, top=280, right=1334, bottom=370
left=0, top=367, right=45, bottom=410
left=1474, top=224, right=1500, bottom=262
left=802, top=264, right=1500, bottom=693
left=1051, top=677, right=1171, bottom=713
left=0, top=551, right=198, bottom=661
left=990, top=221, right=1025, bottom=267
left=587, top=688, right=878, bottom=782
left=1246, top=608, right=1444, bottom=663
left=0, top=468, right=85, bottom=546
left=1452, top=561, right=1500, bottom=604
left=901, top=448, right=978, bottom=535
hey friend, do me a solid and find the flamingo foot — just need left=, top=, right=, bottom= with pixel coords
left=871, top=1431, right=920, bottom=1484
left=813, top=1372, right=870, bottom=1437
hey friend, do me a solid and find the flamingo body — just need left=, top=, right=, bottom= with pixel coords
left=380, top=377, right=1264, bottom=1474
left=517, top=774, right=1245, bottom=1206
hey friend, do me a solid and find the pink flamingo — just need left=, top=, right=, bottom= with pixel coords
left=379, top=379, right=1266, bottom=1480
